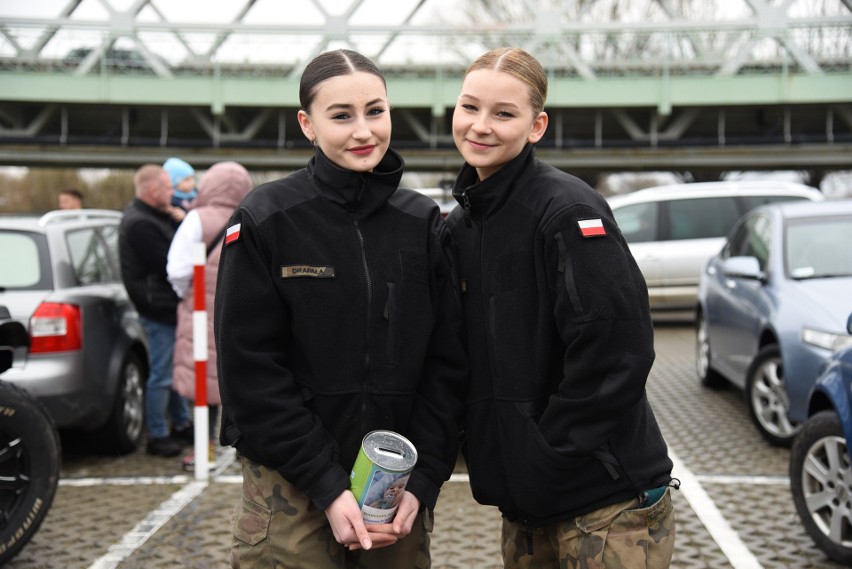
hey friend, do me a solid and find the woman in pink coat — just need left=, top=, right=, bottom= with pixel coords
left=167, top=161, right=253, bottom=468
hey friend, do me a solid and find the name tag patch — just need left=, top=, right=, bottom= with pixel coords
left=281, top=265, right=335, bottom=279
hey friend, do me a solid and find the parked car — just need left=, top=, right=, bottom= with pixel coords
left=0, top=210, right=148, bottom=454
left=0, top=305, right=60, bottom=565
left=695, top=200, right=852, bottom=446
left=609, top=180, right=824, bottom=313
left=790, top=328, right=852, bottom=565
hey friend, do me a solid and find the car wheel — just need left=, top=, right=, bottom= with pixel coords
left=695, top=312, right=726, bottom=388
left=746, top=345, right=799, bottom=446
left=790, top=411, right=852, bottom=565
left=0, top=380, right=60, bottom=565
left=94, top=352, right=145, bottom=454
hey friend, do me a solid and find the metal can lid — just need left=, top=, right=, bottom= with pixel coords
left=361, top=430, right=418, bottom=472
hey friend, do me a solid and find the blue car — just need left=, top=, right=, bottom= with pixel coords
left=790, top=331, right=852, bottom=565
left=696, top=200, right=852, bottom=446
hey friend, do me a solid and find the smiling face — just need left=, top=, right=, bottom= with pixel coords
left=452, top=68, right=548, bottom=181
left=297, top=71, right=391, bottom=173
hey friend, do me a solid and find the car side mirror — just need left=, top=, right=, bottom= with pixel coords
left=847, top=313, right=852, bottom=335
left=722, top=256, right=765, bottom=281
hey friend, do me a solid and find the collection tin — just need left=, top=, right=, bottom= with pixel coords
left=349, top=430, right=418, bottom=524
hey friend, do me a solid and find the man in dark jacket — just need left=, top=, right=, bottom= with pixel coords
left=119, top=164, right=193, bottom=457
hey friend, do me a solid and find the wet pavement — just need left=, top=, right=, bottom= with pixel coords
left=8, top=323, right=848, bottom=568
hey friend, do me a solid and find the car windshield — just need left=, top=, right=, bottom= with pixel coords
left=0, top=231, right=51, bottom=290
left=786, top=215, right=852, bottom=280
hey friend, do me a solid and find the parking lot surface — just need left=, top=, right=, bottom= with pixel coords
left=8, top=323, right=847, bottom=569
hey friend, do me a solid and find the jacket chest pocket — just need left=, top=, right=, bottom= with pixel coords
left=554, top=233, right=584, bottom=315
left=380, top=251, right=432, bottom=371
left=485, top=250, right=548, bottom=396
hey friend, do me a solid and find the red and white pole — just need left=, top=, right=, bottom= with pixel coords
left=192, top=242, right=209, bottom=480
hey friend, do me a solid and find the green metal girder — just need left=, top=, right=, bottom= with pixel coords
left=1, top=71, right=851, bottom=112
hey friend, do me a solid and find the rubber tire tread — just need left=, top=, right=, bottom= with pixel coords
left=745, top=344, right=795, bottom=447
left=93, top=351, right=144, bottom=455
left=790, top=410, right=852, bottom=566
left=0, top=380, right=61, bottom=565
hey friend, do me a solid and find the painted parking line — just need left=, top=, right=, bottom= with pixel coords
left=455, top=455, right=768, bottom=569
left=84, top=451, right=238, bottom=569
left=57, top=472, right=790, bottom=488
left=670, top=449, right=764, bottom=569
left=76, top=449, right=767, bottom=569
left=88, top=480, right=208, bottom=569
left=696, top=474, right=788, bottom=486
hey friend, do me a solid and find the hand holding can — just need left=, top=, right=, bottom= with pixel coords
left=349, top=430, right=418, bottom=524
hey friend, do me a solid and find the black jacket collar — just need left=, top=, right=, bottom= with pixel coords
left=129, top=197, right=178, bottom=227
left=452, top=143, right=536, bottom=222
left=307, top=147, right=404, bottom=216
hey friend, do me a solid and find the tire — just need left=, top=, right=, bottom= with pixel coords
left=0, top=380, right=61, bottom=565
left=746, top=345, right=799, bottom=446
left=93, top=352, right=145, bottom=455
left=790, top=411, right=852, bottom=565
left=695, top=311, right=726, bottom=388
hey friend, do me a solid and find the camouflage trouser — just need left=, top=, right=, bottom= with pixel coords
left=502, top=487, right=676, bottom=569
left=230, top=455, right=432, bottom=569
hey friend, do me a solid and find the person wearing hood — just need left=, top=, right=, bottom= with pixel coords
left=163, top=157, right=198, bottom=212
left=167, top=161, right=253, bottom=470
left=214, top=49, right=467, bottom=568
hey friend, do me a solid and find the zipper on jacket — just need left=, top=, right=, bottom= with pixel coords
left=353, top=208, right=372, bottom=435
left=477, top=220, right=520, bottom=522
left=462, top=191, right=473, bottom=228
left=385, top=282, right=397, bottom=365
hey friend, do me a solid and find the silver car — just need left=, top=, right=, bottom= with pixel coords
left=0, top=210, right=147, bottom=454
left=695, top=200, right=852, bottom=446
left=609, top=181, right=824, bottom=313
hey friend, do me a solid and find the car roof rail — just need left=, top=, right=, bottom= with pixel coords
left=37, top=209, right=122, bottom=227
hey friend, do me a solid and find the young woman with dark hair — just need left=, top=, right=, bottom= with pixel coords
left=215, top=49, right=467, bottom=568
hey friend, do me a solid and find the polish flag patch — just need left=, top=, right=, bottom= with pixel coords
left=225, top=223, right=241, bottom=245
left=578, top=218, right=606, bottom=238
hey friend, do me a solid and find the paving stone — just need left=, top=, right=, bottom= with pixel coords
left=7, top=325, right=850, bottom=569
left=6, top=484, right=180, bottom=569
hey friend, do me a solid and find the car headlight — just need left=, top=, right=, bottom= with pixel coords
left=802, top=327, right=852, bottom=351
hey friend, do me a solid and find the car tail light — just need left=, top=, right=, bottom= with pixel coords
left=30, top=302, right=82, bottom=353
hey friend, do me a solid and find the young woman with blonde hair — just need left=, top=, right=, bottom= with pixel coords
left=448, top=47, right=677, bottom=568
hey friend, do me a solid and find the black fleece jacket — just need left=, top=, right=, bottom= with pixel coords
left=215, top=148, right=468, bottom=512
left=448, top=144, right=672, bottom=526
left=118, top=198, right=181, bottom=325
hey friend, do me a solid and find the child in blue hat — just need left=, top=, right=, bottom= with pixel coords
left=163, top=157, right=197, bottom=211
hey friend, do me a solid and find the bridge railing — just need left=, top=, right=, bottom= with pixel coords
left=1, top=16, right=850, bottom=80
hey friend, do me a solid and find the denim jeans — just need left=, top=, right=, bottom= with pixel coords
left=140, top=316, right=191, bottom=439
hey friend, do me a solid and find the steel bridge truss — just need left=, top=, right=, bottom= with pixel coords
left=0, top=0, right=850, bottom=172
